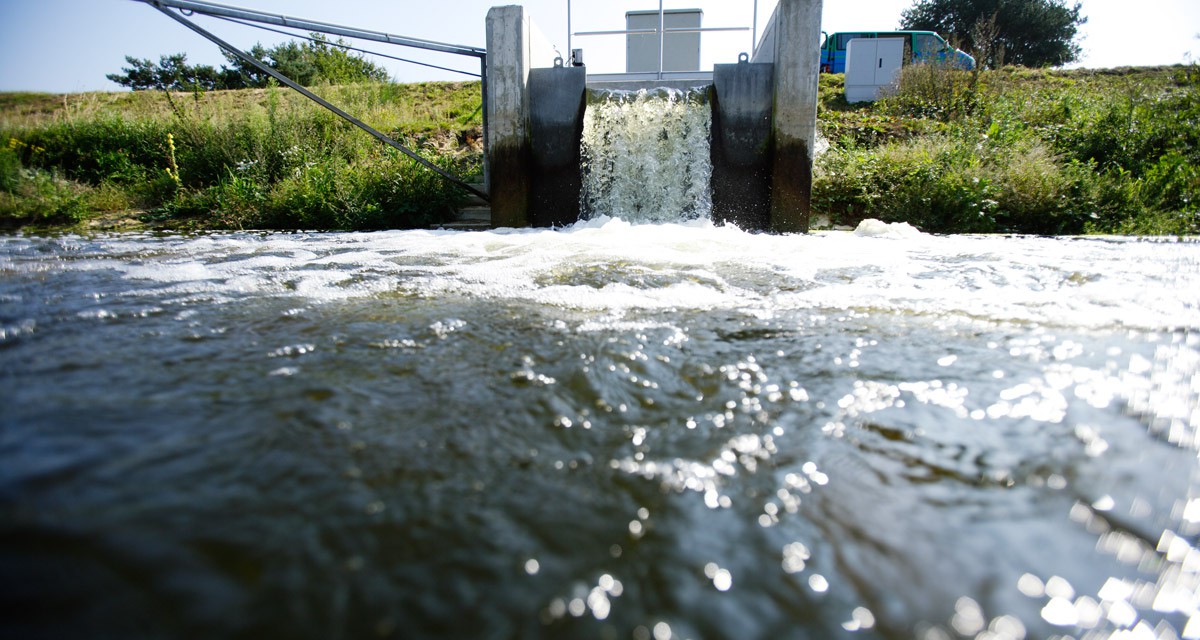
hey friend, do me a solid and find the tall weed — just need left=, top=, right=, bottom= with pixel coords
left=880, top=63, right=980, bottom=122
left=16, top=117, right=168, bottom=184
left=816, top=66, right=1199, bottom=235
left=0, top=167, right=89, bottom=228
left=167, top=150, right=464, bottom=230
left=2, top=81, right=480, bottom=230
left=814, top=132, right=1093, bottom=234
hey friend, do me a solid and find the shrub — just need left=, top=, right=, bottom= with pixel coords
left=262, top=153, right=463, bottom=230
left=0, top=167, right=89, bottom=229
left=0, top=144, right=20, bottom=193
left=814, top=131, right=1097, bottom=234
left=161, top=150, right=465, bottom=231
left=18, top=117, right=168, bottom=184
left=347, top=154, right=466, bottom=230
left=814, top=136, right=998, bottom=233
left=813, top=66, right=1198, bottom=235
left=1049, top=84, right=1200, bottom=177
left=1084, top=154, right=1200, bottom=236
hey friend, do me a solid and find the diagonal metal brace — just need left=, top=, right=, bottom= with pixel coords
left=148, top=2, right=489, bottom=203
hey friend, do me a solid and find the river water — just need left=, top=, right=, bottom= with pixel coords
left=1, top=220, right=1198, bottom=639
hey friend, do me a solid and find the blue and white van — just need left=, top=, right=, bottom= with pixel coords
left=819, top=30, right=976, bottom=73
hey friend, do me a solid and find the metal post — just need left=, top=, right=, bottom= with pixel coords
left=657, top=0, right=665, bottom=80
left=567, top=0, right=572, bottom=65
left=752, top=0, right=759, bottom=56
left=480, top=55, right=489, bottom=193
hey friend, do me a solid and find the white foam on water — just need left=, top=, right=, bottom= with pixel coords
left=4, top=225, right=1197, bottom=332
left=853, top=218, right=923, bottom=239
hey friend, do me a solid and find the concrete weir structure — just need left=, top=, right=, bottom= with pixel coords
left=484, top=0, right=823, bottom=232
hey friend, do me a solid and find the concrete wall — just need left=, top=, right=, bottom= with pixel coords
left=750, top=9, right=777, bottom=64
left=484, top=6, right=558, bottom=228
left=487, top=0, right=822, bottom=234
left=767, top=0, right=823, bottom=233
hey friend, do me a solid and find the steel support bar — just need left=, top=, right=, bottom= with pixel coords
left=213, top=14, right=480, bottom=77
left=480, top=56, right=490, bottom=191
left=134, top=0, right=485, bottom=58
left=752, top=0, right=759, bottom=56
left=574, top=27, right=750, bottom=37
left=657, top=0, right=665, bottom=80
left=149, top=4, right=489, bottom=202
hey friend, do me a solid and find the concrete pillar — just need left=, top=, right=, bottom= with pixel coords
left=768, top=0, right=823, bottom=233
left=484, top=6, right=556, bottom=228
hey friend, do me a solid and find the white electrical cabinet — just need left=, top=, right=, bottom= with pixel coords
left=845, top=37, right=904, bottom=103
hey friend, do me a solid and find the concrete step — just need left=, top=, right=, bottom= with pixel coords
left=460, top=184, right=489, bottom=208
left=434, top=183, right=492, bottom=230
left=458, top=206, right=492, bottom=222
left=437, top=220, right=493, bottom=231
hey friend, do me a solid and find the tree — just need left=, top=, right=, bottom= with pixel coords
left=106, top=53, right=224, bottom=91
left=107, top=34, right=391, bottom=91
left=294, top=34, right=391, bottom=85
left=900, top=0, right=1086, bottom=68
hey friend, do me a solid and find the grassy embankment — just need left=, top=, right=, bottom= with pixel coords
left=815, top=64, right=1199, bottom=235
left=1, top=65, right=1197, bottom=234
left=0, top=82, right=483, bottom=232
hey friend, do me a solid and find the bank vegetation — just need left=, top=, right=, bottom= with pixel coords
left=1, top=65, right=1196, bottom=235
left=1, top=82, right=482, bottom=232
left=814, top=64, right=1199, bottom=235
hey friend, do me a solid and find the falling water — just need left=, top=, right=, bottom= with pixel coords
left=579, top=88, right=713, bottom=222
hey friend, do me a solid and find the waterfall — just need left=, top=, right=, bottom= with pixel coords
left=578, top=88, right=712, bottom=223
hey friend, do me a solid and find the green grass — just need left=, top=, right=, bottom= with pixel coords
left=814, top=65, right=1199, bottom=235
left=2, top=67, right=1197, bottom=234
left=1, top=81, right=483, bottom=232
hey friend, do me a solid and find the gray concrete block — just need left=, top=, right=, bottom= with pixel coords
left=712, top=61, right=774, bottom=229
left=529, top=66, right=586, bottom=227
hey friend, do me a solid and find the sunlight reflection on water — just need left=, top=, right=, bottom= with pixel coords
left=1, top=222, right=1197, bottom=639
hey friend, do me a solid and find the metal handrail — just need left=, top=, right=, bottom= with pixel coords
left=146, top=4, right=489, bottom=202
left=209, top=14, right=481, bottom=77
left=573, top=27, right=751, bottom=36
left=566, top=1, right=761, bottom=80
left=136, top=0, right=485, bottom=58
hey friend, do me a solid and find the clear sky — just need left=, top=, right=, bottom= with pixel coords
left=0, top=0, right=1197, bottom=93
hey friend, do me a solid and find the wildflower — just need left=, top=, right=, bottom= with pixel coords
left=165, top=132, right=181, bottom=187
left=7, top=138, right=41, bottom=153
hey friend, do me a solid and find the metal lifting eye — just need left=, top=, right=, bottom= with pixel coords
left=738, top=52, right=749, bottom=64
left=554, top=56, right=564, bottom=68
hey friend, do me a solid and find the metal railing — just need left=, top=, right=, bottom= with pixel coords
left=567, top=0, right=762, bottom=80
left=137, top=0, right=486, bottom=59
left=131, top=0, right=490, bottom=201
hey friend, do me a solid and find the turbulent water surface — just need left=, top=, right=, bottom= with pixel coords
left=2, top=220, right=1199, bottom=640
left=580, top=89, right=713, bottom=222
